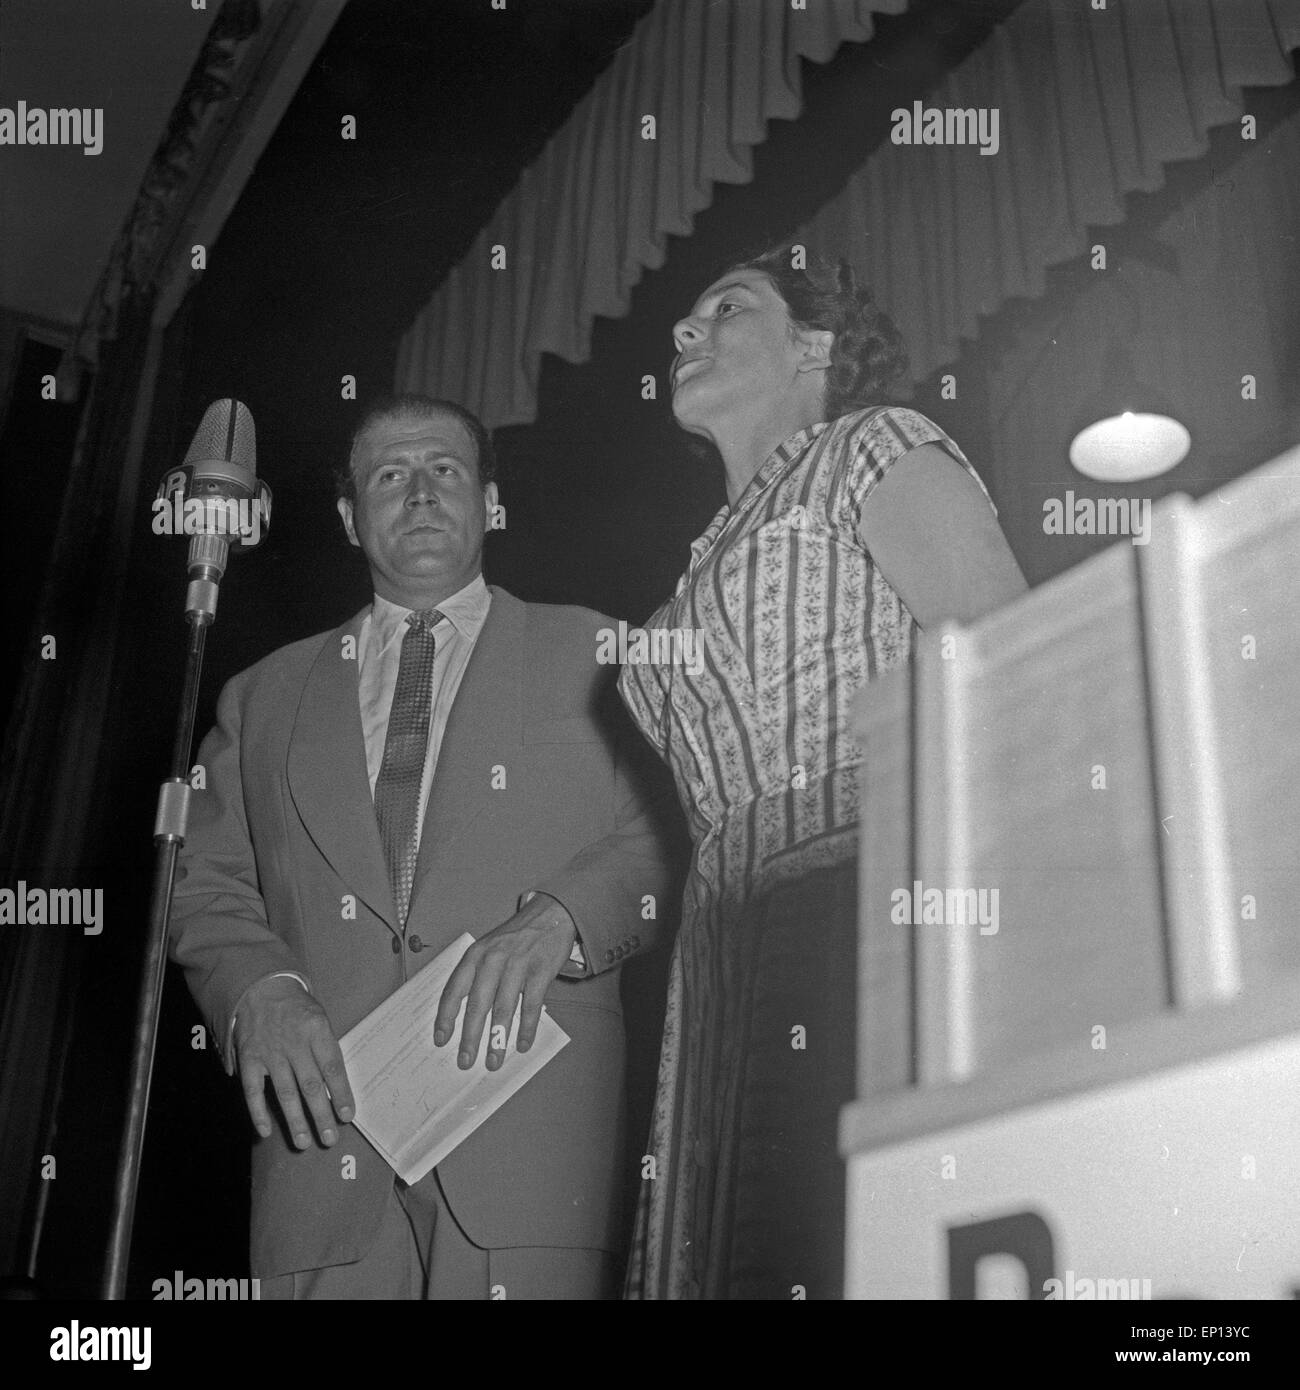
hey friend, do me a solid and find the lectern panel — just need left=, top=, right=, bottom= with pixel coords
left=959, top=569, right=1166, bottom=1075
left=1199, top=472, right=1300, bottom=987
left=847, top=443, right=1300, bottom=1300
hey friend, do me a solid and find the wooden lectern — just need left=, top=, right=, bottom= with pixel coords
left=844, top=444, right=1300, bottom=1300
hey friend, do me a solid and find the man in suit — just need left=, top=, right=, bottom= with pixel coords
left=169, top=394, right=679, bottom=1299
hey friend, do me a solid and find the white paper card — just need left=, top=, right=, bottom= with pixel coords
left=339, top=932, right=569, bottom=1184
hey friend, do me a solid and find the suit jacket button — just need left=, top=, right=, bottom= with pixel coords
left=409, top=935, right=424, bottom=952
left=391, top=938, right=401, bottom=954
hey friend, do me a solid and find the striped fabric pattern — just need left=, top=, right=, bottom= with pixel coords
left=617, top=404, right=991, bottom=1298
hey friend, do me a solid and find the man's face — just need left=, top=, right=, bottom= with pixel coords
left=669, top=268, right=812, bottom=432
left=337, top=410, right=497, bottom=606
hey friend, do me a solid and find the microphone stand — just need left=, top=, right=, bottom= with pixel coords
left=102, top=549, right=222, bottom=1299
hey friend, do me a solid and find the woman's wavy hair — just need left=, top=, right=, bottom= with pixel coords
left=721, top=244, right=909, bottom=420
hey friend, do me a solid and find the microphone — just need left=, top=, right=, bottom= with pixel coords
left=153, top=399, right=271, bottom=619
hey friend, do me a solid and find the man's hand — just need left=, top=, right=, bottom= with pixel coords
left=434, top=895, right=577, bottom=1071
left=233, top=975, right=355, bottom=1150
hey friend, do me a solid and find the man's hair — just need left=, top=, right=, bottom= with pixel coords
left=336, top=394, right=497, bottom=502
left=717, top=244, right=909, bottom=420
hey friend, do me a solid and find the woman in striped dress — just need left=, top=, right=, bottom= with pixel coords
left=617, top=248, right=1026, bottom=1299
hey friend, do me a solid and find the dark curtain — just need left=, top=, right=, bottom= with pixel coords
left=0, top=283, right=159, bottom=1282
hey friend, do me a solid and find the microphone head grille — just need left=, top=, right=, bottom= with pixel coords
left=183, top=399, right=256, bottom=469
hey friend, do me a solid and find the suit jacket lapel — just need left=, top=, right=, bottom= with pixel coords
left=408, top=587, right=524, bottom=910
left=287, top=606, right=400, bottom=935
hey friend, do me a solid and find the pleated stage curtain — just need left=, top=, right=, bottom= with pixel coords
left=796, top=0, right=1300, bottom=389
left=394, top=0, right=910, bottom=429
left=398, top=0, right=1300, bottom=430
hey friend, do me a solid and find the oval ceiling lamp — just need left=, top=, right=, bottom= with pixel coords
left=1069, top=407, right=1191, bottom=482
left=1067, top=347, right=1191, bottom=483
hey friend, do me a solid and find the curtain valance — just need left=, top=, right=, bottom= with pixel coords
left=797, top=0, right=1300, bottom=388
left=395, top=0, right=910, bottom=428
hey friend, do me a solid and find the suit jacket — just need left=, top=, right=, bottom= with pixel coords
left=169, top=586, right=680, bottom=1278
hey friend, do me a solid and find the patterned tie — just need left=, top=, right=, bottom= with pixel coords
left=374, top=609, right=441, bottom=928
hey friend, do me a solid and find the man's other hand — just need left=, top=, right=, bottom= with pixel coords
left=433, top=895, right=577, bottom=1071
left=234, top=976, right=355, bottom=1150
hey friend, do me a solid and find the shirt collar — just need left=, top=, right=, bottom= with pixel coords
left=742, top=419, right=828, bottom=504
left=690, top=420, right=829, bottom=564
left=369, top=574, right=491, bottom=655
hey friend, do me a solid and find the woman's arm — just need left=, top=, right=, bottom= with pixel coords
left=858, top=442, right=1027, bottom=629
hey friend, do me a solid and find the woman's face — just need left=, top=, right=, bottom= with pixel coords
left=670, top=268, right=812, bottom=433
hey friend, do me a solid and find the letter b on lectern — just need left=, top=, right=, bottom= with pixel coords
left=947, top=1210, right=1055, bottom=1299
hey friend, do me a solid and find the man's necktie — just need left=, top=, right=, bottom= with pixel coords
left=374, top=610, right=440, bottom=928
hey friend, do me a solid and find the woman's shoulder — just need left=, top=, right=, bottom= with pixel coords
left=820, top=404, right=993, bottom=514
left=828, top=404, right=970, bottom=462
